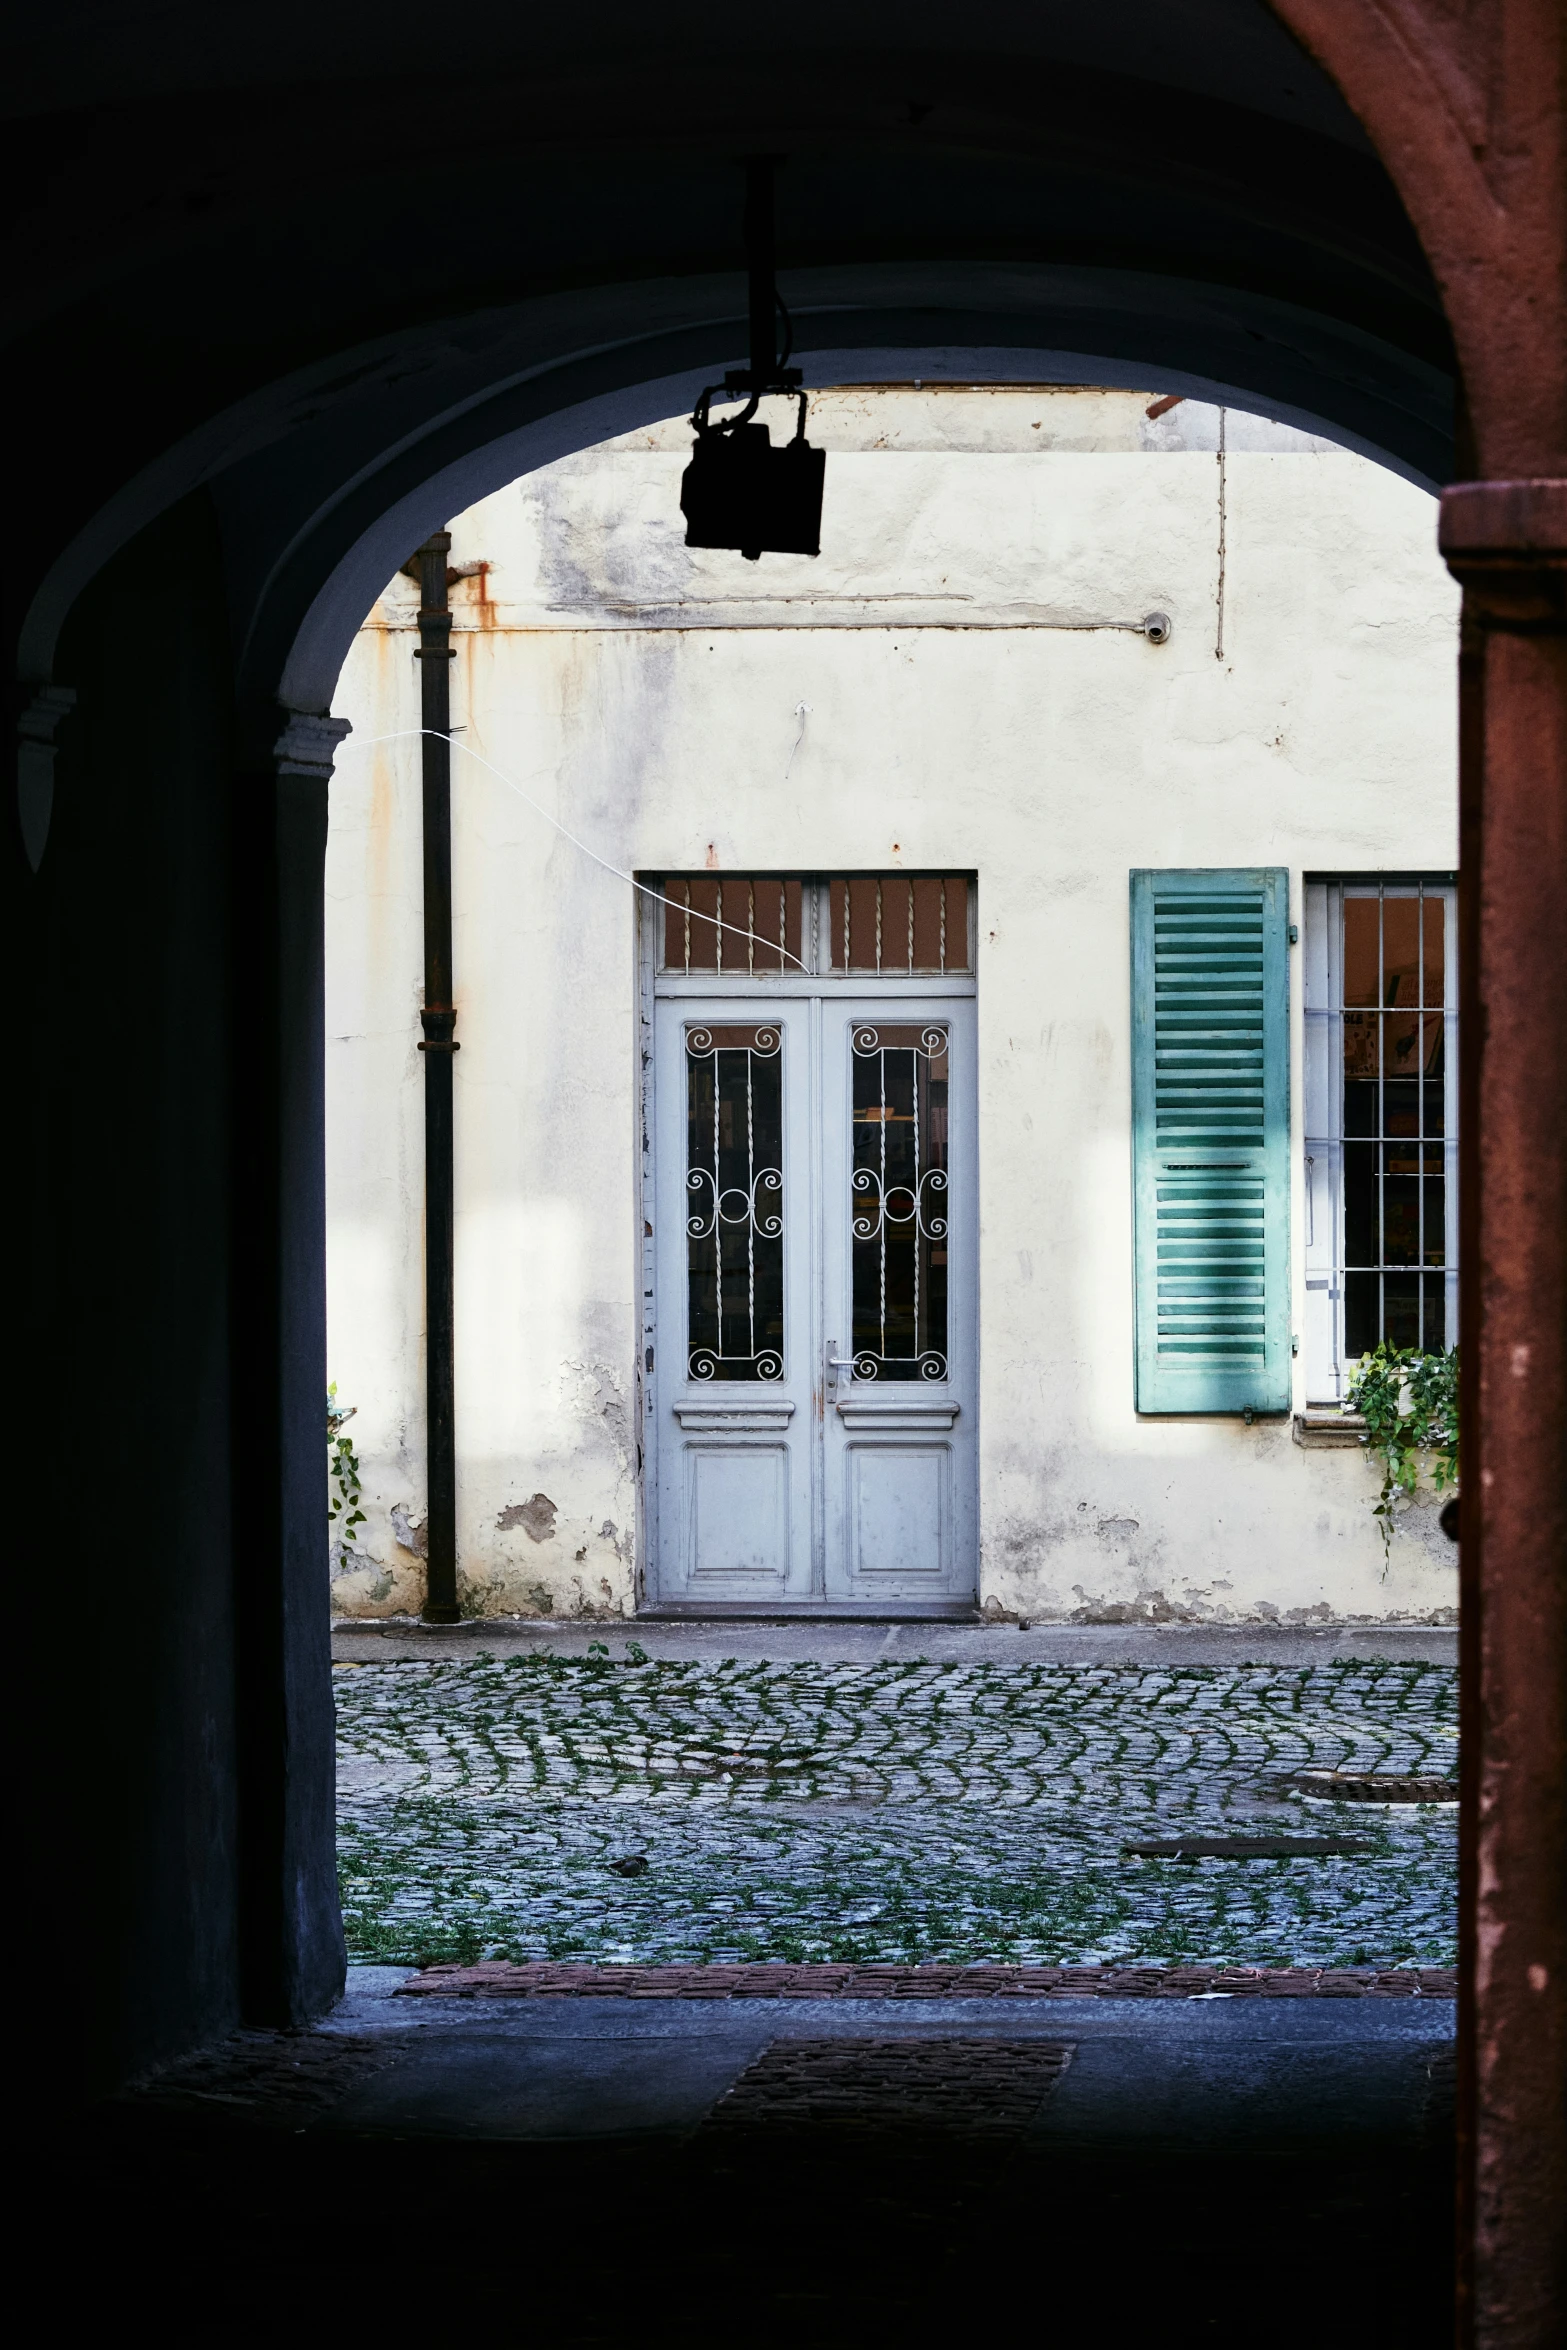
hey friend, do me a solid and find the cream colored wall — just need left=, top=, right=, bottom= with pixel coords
left=324, top=388, right=1460, bottom=1623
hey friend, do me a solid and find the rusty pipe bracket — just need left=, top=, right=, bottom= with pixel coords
left=400, top=559, right=486, bottom=585
left=418, top=1008, right=459, bottom=1053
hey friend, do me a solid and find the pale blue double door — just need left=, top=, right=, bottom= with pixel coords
left=650, top=989, right=977, bottom=1610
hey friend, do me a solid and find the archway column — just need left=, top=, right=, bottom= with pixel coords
left=1441, top=479, right=1567, bottom=2348
left=229, top=709, right=351, bottom=2024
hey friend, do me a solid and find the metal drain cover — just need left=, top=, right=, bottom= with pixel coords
left=1124, top=1835, right=1375, bottom=1860
left=1291, top=1773, right=1458, bottom=1804
left=704, top=2037, right=1073, bottom=2135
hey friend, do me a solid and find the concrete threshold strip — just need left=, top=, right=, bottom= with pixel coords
left=132, top=1970, right=1455, bottom=2150
left=331, top=1619, right=1459, bottom=1668
left=398, top=1961, right=1458, bottom=2001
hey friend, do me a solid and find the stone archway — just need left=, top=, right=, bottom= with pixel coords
left=12, top=5, right=1563, bottom=2334
left=1261, top=7, right=1566, bottom=2336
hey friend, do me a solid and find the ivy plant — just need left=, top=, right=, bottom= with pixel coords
left=327, top=1381, right=367, bottom=1552
left=1346, top=1344, right=1459, bottom=1561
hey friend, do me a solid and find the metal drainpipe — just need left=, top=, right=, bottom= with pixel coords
left=415, top=530, right=461, bottom=1623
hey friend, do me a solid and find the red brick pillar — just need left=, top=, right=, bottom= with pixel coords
left=1441, top=479, right=1567, bottom=2348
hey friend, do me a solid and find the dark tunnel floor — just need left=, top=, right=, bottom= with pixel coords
left=54, top=1976, right=1455, bottom=2348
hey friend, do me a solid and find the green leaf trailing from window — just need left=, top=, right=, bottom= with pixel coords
left=1346, top=1345, right=1459, bottom=1563
left=327, top=1381, right=367, bottom=1548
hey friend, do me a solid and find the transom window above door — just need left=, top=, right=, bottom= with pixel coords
left=652, top=874, right=973, bottom=977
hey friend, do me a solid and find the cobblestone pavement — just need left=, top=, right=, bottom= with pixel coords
left=335, top=1653, right=1458, bottom=1970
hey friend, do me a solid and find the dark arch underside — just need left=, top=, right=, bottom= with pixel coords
left=9, top=4, right=1452, bottom=716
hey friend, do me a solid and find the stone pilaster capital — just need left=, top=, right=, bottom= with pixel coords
left=18, top=684, right=77, bottom=747
left=1440, top=480, right=1567, bottom=629
left=16, top=685, right=78, bottom=870
left=273, top=708, right=353, bottom=782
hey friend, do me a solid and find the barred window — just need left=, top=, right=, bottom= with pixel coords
left=1302, top=879, right=1458, bottom=1400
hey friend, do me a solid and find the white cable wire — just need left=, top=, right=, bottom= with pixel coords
left=340, top=725, right=809, bottom=972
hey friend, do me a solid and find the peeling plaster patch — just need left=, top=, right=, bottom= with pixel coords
left=562, top=1359, right=633, bottom=1474
left=331, top=1544, right=384, bottom=1590
left=498, top=1493, right=558, bottom=1543
left=330, top=1548, right=395, bottom=1606
left=1069, top=1587, right=1205, bottom=1624
left=1096, top=1517, right=1140, bottom=1544
left=390, top=1505, right=427, bottom=1557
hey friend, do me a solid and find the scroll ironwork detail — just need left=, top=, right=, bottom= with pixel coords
left=849, top=1024, right=951, bottom=1382
left=685, top=1025, right=785, bottom=1381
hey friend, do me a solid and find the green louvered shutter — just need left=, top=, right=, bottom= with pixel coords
left=1131, top=868, right=1291, bottom=1413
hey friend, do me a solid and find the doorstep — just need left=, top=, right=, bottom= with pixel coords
left=331, top=1617, right=1458, bottom=1665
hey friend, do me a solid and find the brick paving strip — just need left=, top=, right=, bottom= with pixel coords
left=399, top=1960, right=1458, bottom=1999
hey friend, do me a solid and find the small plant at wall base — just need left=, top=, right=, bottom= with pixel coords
left=1346, top=1345, right=1459, bottom=1563
left=328, top=1382, right=366, bottom=1552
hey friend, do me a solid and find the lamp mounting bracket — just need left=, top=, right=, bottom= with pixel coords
left=690, top=156, right=802, bottom=436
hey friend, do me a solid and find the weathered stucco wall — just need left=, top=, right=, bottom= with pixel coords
left=324, top=386, right=1459, bottom=1623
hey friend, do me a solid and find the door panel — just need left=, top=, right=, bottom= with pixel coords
left=846, top=1444, right=949, bottom=1581
left=654, top=1000, right=814, bottom=1601
left=822, top=999, right=976, bottom=1602
left=652, top=991, right=975, bottom=1608
left=686, top=1446, right=791, bottom=1585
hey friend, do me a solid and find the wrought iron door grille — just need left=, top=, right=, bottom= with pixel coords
left=663, top=878, right=805, bottom=975
left=850, top=1024, right=950, bottom=1380
left=685, top=1025, right=785, bottom=1379
left=830, top=877, right=968, bottom=973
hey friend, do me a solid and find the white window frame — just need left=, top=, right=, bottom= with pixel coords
left=1302, top=877, right=1459, bottom=1403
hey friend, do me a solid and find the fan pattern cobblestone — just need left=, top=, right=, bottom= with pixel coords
left=335, top=1654, right=1457, bottom=1969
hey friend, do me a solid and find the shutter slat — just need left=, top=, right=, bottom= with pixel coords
left=1132, top=868, right=1291, bottom=1412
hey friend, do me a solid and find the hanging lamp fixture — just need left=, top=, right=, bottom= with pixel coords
left=680, top=157, right=825, bottom=561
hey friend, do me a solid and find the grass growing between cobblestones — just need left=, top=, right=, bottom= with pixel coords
left=335, top=1655, right=1457, bottom=1969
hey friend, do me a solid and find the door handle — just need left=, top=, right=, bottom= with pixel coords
left=826, top=1341, right=856, bottom=1385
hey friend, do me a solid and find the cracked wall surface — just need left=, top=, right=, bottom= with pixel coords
left=324, top=387, right=1458, bottom=1621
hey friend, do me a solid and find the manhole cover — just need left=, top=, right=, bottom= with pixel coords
left=1124, top=1835, right=1375, bottom=1861
left=704, top=2038, right=1073, bottom=2135
left=1290, top=1773, right=1458, bottom=1804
